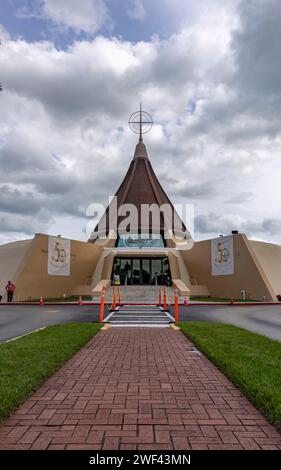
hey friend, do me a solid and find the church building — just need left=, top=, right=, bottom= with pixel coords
left=0, top=109, right=281, bottom=303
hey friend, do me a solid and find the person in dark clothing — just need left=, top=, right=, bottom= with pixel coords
left=5, top=281, right=16, bottom=303
left=166, top=276, right=172, bottom=287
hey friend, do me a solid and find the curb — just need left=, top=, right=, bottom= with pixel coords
left=0, top=302, right=100, bottom=306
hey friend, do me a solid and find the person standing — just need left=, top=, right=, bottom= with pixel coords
left=5, top=281, right=16, bottom=303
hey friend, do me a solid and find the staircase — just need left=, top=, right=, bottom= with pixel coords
left=105, top=305, right=174, bottom=327
left=102, top=285, right=175, bottom=304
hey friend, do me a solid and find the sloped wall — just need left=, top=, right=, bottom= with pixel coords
left=0, top=239, right=32, bottom=300
left=250, top=240, right=281, bottom=297
left=1, top=234, right=103, bottom=300
left=182, top=233, right=276, bottom=301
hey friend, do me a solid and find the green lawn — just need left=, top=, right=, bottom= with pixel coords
left=190, top=296, right=259, bottom=302
left=0, top=323, right=101, bottom=422
left=26, top=295, right=93, bottom=303
left=179, top=322, right=281, bottom=430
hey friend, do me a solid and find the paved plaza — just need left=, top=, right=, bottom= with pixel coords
left=0, top=327, right=281, bottom=450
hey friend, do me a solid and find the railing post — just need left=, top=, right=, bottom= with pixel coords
left=112, top=288, right=116, bottom=310
left=158, top=289, right=162, bottom=306
left=78, top=295, right=82, bottom=306
left=230, top=296, right=234, bottom=306
left=174, top=288, right=179, bottom=322
left=163, top=286, right=167, bottom=310
left=99, top=286, right=105, bottom=323
left=40, top=296, right=44, bottom=306
left=118, top=287, right=121, bottom=307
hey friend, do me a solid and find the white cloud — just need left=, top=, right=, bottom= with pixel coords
left=195, top=213, right=281, bottom=242
left=127, top=0, right=146, bottom=21
left=0, top=0, right=281, bottom=246
left=0, top=24, right=10, bottom=41
left=23, top=0, right=109, bottom=34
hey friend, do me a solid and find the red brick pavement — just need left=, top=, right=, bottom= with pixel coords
left=0, top=327, right=281, bottom=450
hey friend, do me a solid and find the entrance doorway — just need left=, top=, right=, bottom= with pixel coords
left=112, top=257, right=171, bottom=286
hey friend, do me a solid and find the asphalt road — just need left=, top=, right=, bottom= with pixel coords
left=176, top=304, right=281, bottom=342
left=0, top=305, right=101, bottom=343
left=0, top=303, right=281, bottom=343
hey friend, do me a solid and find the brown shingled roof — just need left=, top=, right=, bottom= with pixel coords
left=90, top=139, right=186, bottom=239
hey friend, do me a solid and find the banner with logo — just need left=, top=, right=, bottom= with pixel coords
left=48, top=236, right=71, bottom=276
left=211, top=235, right=234, bottom=276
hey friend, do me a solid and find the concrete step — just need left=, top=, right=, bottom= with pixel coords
left=111, top=324, right=171, bottom=328
left=103, top=286, right=175, bottom=303
left=92, top=285, right=189, bottom=305
left=106, top=305, right=174, bottom=328
left=110, top=320, right=170, bottom=324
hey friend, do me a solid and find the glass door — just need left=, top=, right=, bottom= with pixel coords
left=112, top=257, right=171, bottom=286
left=151, top=259, right=162, bottom=285
left=132, top=258, right=141, bottom=285
left=120, top=258, right=132, bottom=285
left=141, top=258, right=151, bottom=285
left=162, top=257, right=171, bottom=286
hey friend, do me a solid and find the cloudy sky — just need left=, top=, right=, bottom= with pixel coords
left=0, top=0, right=280, bottom=245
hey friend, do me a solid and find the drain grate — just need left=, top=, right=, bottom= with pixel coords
left=187, top=346, right=202, bottom=356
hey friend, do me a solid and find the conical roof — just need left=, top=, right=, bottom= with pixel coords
left=90, top=137, right=187, bottom=240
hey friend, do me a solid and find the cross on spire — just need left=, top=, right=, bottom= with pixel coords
left=128, top=105, right=153, bottom=140
left=139, top=101, right=143, bottom=142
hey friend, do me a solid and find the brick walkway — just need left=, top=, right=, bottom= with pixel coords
left=1, top=328, right=281, bottom=450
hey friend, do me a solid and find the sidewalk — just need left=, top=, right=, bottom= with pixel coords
left=0, top=327, right=281, bottom=450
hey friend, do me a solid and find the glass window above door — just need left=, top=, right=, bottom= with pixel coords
left=117, top=234, right=165, bottom=248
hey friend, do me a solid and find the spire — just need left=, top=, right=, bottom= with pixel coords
left=139, top=101, right=143, bottom=142
left=133, top=139, right=149, bottom=160
left=91, top=116, right=189, bottom=240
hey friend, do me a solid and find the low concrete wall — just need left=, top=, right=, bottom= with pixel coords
left=190, top=285, right=210, bottom=297
left=172, top=279, right=190, bottom=295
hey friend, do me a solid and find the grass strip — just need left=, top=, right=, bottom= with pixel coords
left=179, top=322, right=281, bottom=430
left=0, top=322, right=101, bottom=422
left=190, top=297, right=258, bottom=302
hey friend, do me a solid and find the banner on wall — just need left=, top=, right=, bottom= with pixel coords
left=211, top=235, right=234, bottom=276
left=48, top=236, right=71, bottom=276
